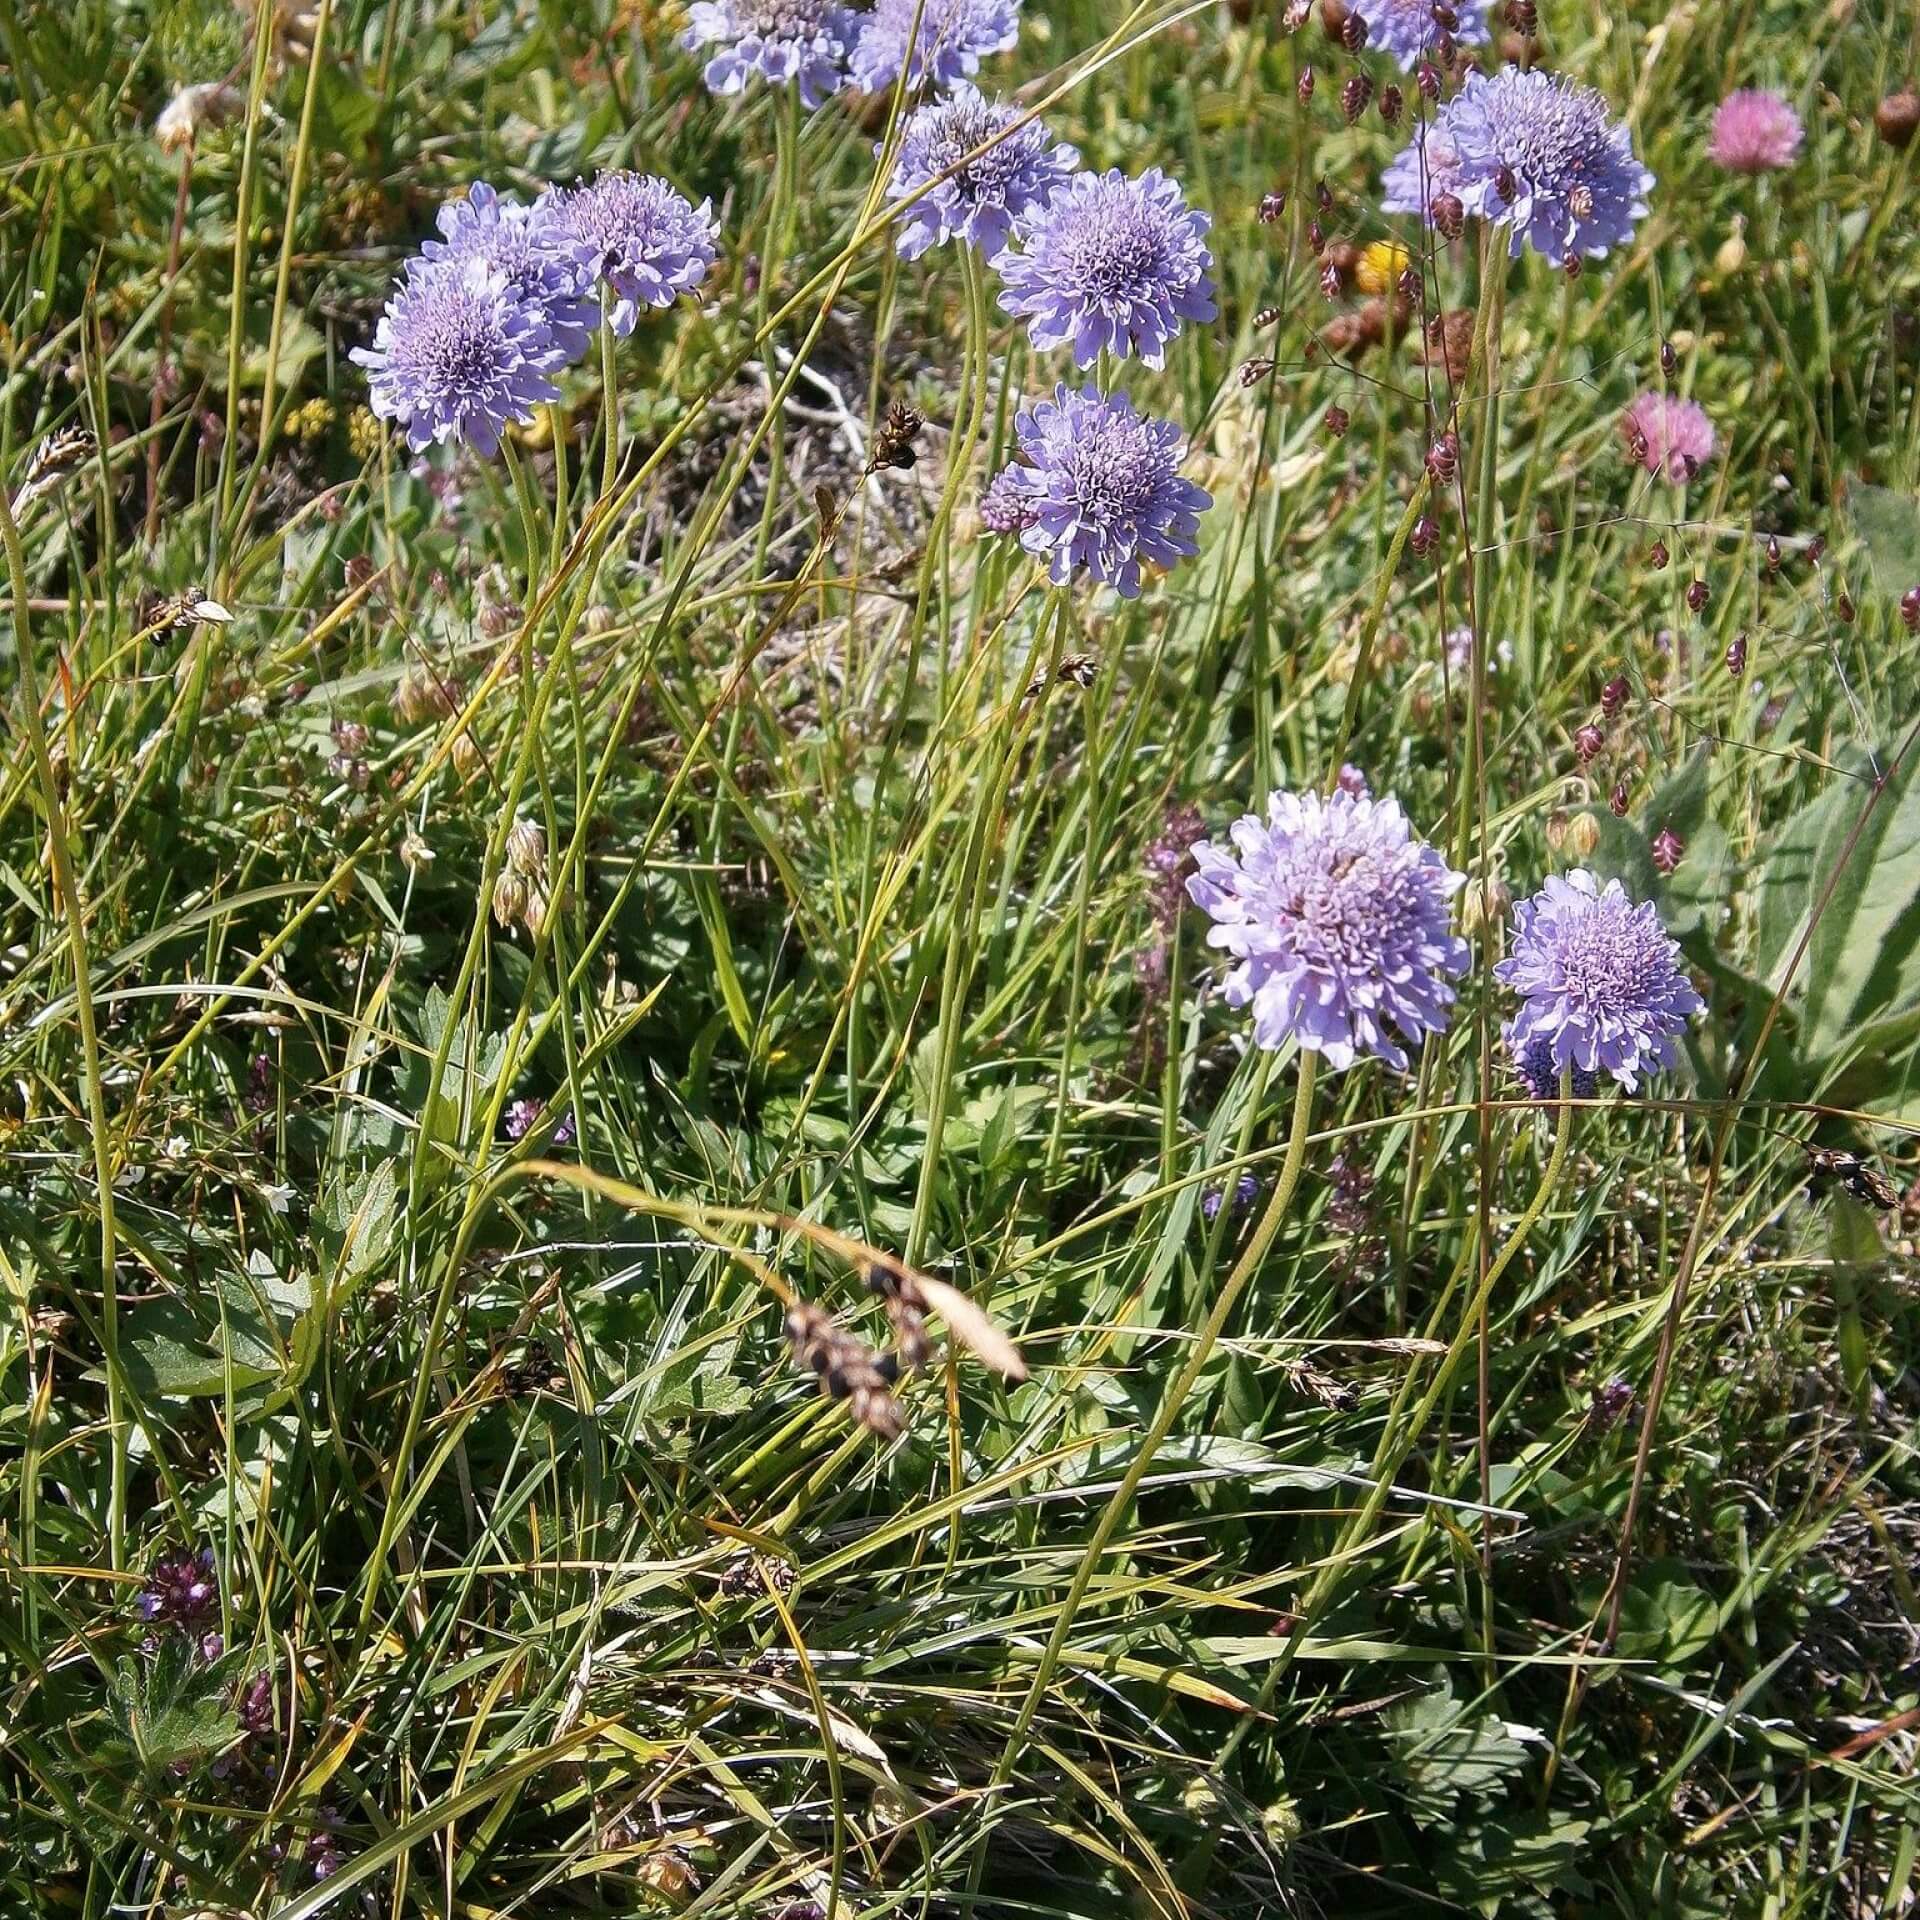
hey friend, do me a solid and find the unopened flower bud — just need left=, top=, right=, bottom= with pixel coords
left=505, top=818, right=547, bottom=879
left=1561, top=811, right=1601, bottom=859
left=1460, top=873, right=1510, bottom=936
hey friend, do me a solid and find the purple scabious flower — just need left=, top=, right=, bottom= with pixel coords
left=978, top=462, right=1038, bottom=533
left=1202, top=1172, right=1262, bottom=1221
left=547, top=172, right=719, bottom=337
left=1003, top=384, right=1211, bottom=598
left=136, top=1549, right=219, bottom=1626
left=1709, top=89, right=1803, bottom=173
left=351, top=258, right=568, bottom=458
left=1621, top=390, right=1715, bottom=483
left=1509, top=1030, right=1600, bottom=1101
left=1495, top=869, right=1703, bottom=1091
left=683, top=0, right=859, bottom=109
left=1349, top=0, right=1490, bottom=68
left=884, top=84, right=1080, bottom=260
left=1382, top=66, right=1654, bottom=266
left=1186, top=789, right=1470, bottom=1071
left=850, top=0, right=1021, bottom=94
left=996, top=167, right=1216, bottom=369
left=421, top=182, right=597, bottom=365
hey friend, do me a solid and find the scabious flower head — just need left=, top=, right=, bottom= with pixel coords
left=978, top=462, right=1039, bottom=534
left=1348, top=0, right=1490, bottom=68
left=547, top=172, right=718, bottom=337
left=1620, top=390, right=1715, bottom=483
left=422, top=182, right=597, bottom=364
left=1186, top=789, right=1470, bottom=1072
left=682, top=0, right=859, bottom=109
left=1202, top=1172, right=1262, bottom=1220
left=1495, top=869, right=1703, bottom=1091
left=850, top=0, right=1021, bottom=93
left=884, top=85, right=1079, bottom=260
left=136, top=1549, right=219, bottom=1625
left=351, top=257, right=567, bottom=457
left=996, top=167, right=1216, bottom=369
left=1003, top=384, right=1211, bottom=598
left=1382, top=66, right=1653, bottom=265
left=1709, top=89, right=1803, bottom=173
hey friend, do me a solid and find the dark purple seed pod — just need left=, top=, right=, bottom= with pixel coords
left=1397, top=265, right=1421, bottom=303
left=1600, top=674, right=1630, bottom=717
left=1340, top=10, right=1368, bottom=49
left=1416, top=59, right=1441, bottom=99
left=1259, top=189, right=1288, bottom=223
left=1650, top=827, right=1684, bottom=875
left=1321, top=258, right=1344, bottom=298
left=1341, top=72, right=1374, bottom=122
left=1431, top=192, right=1465, bottom=239
left=1425, top=431, right=1459, bottom=484
left=1409, top=514, right=1440, bottom=557
left=1807, top=534, right=1826, bottom=566
left=1609, top=780, right=1630, bottom=817
left=1902, top=586, right=1920, bottom=633
left=1574, top=722, right=1605, bottom=763
left=1837, top=588, right=1855, bottom=623
left=1298, top=63, right=1316, bottom=103
left=1647, top=539, right=1669, bottom=570
left=1316, top=179, right=1334, bottom=213
left=1379, top=83, right=1403, bottom=125
left=1563, top=253, right=1584, bottom=281
left=1324, top=404, right=1351, bottom=438
left=1685, top=577, right=1709, bottom=615
left=1431, top=1, right=1458, bottom=25
left=1432, top=30, right=1457, bottom=65
left=1765, top=534, right=1782, bottom=576
left=1725, top=632, right=1748, bottom=677
left=1660, top=339, right=1677, bottom=378
left=1307, top=218, right=1326, bottom=253
left=1505, top=0, right=1537, bottom=31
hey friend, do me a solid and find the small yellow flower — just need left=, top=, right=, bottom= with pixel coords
left=288, top=396, right=334, bottom=443
left=347, top=405, right=383, bottom=461
left=1355, top=240, right=1410, bottom=296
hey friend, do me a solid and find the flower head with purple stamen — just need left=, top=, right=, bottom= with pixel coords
left=421, top=182, right=598, bottom=365
left=997, top=167, right=1216, bottom=368
left=1620, top=390, right=1715, bottom=483
left=1495, top=869, right=1703, bottom=1090
left=548, top=172, right=718, bottom=336
left=1002, top=384, right=1211, bottom=598
left=1709, top=89, right=1803, bottom=173
left=1186, top=789, right=1470, bottom=1071
left=1349, top=0, right=1491, bottom=68
left=884, top=84, right=1079, bottom=260
left=1382, top=66, right=1653, bottom=265
left=136, top=1548, right=219, bottom=1626
left=351, top=257, right=568, bottom=456
left=978, top=462, right=1038, bottom=534
left=683, top=0, right=859, bottom=109
left=850, top=0, right=1022, bottom=93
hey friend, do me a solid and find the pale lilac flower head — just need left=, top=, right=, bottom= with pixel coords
left=1708, top=89, right=1803, bottom=173
left=421, top=182, right=597, bottom=364
left=978, top=462, right=1038, bottom=534
left=1382, top=66, right=1653, bottom=265
left=1621, top=390, right=1715, bottom=483
left=1495, top=869, right=1703, bottom=1091
left=1349, top=0, right=1490, bottom=68
left=351, top=257, right=567, bottom=457
left=1186, top=789, right=1470, bottom=1072
left=1003, top=384, right=1211, bottom=598
left=851, top=0, right=1021, bottom=93
left=996, top=167, right=1216, bottom=369
left=547, top=172, right=718, bottom=336
left=682, top=0, right=859, bottom=109
left=884, top=85, right=1079, bottom=260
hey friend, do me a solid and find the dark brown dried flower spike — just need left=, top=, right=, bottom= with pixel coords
left=785, top=1303, right=906, bottom=1440
left=867, top=401, right=925, bottom=475
left=12, top=424, right=97, bottom=514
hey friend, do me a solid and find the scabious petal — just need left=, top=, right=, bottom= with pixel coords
left=851, top=0, right=1022, bottom=93
left=1381, top=66, right=1653, bottom=266
left=1183, top=788, right=1469, bottom=1073
left=1494, top=868, right=1703, bottom=1091
left=996, top=167, right=1215, bottom=370
left=884, top=85, right=1079, bottom=260
left=682, top=0, right=860, bottom=108
left=1003, top=384, right=1210, bottom=598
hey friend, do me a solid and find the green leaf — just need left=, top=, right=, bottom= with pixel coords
left=1845, top=480, right=1920, bottom=602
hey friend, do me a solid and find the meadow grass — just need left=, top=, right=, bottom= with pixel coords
left=3, top=0, right=1920, bottom=1913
